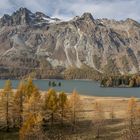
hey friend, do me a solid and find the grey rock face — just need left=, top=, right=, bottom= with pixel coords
left=0, top=8, right=60, bottom=27
left=0, top=8, right=140, bottom=74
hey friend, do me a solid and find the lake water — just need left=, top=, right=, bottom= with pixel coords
left=0, top=79, right=140, bottom=97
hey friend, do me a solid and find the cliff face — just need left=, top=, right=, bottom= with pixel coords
left=0, top=8, right=140, bottom=76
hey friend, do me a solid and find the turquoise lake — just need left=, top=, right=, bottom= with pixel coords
left=0, top=80, right=140, bottom=97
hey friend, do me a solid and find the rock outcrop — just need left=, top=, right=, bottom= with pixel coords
left=0, top=8, right=140, bottom=78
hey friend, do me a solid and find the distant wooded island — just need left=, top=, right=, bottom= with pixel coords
left=100, top=75, right=140, bottom=88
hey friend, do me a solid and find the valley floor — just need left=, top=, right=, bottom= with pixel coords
left=80, top=95, right=132, bottom=119
left=66, top=95, right=140, bottom=140
left=0, top=90, right=139, bottom=140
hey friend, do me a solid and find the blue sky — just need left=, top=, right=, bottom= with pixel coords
left=0, top=0, right=140, bottom=21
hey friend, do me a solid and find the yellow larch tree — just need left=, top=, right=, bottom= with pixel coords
left=43, top=88, right=58, bottom=127
left=93, top=101, right=105, bottom=138
left=122, top=97, right=140, bottom=140
left=19, top=113, right=43, bottom=140
left=68, top=90, right=83, bottom=132
left=25, top=77, right=36, bottom=98
left=13, top=81, right=26, bottom=128
left=58, top=91, right=68, bottom=126
left=0, top=80, right=14, bottom=132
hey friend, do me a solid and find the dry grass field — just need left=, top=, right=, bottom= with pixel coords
left=0, top=89, right=139, bottom=140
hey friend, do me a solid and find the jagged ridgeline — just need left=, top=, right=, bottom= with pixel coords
left=0, top=8, right=140, bottom=79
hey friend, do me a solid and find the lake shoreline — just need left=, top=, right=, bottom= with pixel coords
left=0, top=79, right=140, bottom=97
left=0, top=88, right=138, bottom=100
left=100, top=85, right=140, bottom=88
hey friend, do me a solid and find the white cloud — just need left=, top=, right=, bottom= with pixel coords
left=0, top=0, right=139, bottom=21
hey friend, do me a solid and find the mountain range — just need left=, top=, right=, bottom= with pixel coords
left=0, top=8, right=140, bottom=79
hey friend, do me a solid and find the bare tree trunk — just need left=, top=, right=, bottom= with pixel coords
left=19, top=95, right=23, bottom=128
left=61, top=108, right=64, bottom=126
left=97, top=126, right=100, bottom=138
left=51, top=113, right=54, bottom=127
left=72, top=108, right=76, bottom=132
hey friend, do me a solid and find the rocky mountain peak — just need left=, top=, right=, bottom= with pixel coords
left=35, top=12, right=50, bottom=19
left=81, top=12, right=94, bottom=21
left=0, top=14, right=12, bottom=26
left=2, top=14, right=11, bottom=19
left=0, top=7, right=61, bottom=27
left=15, top=7, right=32, bottom=15
left=125, top=18, right=136, bottom=23
left=124, top=18, right=140, bottom=27
left=11, top=7, right=33, bottom=25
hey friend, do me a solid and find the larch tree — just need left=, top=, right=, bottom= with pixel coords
left=129, top=79, right=135, bottom=87
left=136, top=106, right=140, bottom=124
left=127, top=97, right=137, bottom=130
left=25, top=86, right=41, bottom=115
left=109, top=104, right=115, bottom=122
left=93, top=101, right=105, bottom=138
left=20, top=113, right=43, bottom=140
left=13, top=81, right=26, bottom=128
left=20, top=83, right=43, bottom=140
left=25, top=77, right=35, bottom=98
left=0, top=80, right=14, bottom=132
left=135, top=76, right=140, bottom=86
left=43, top=89, right=58, bottom=127
left=58, top=91, right=68, bottom=126
left=68, top=90, right=82, bottom=132
left=122, top=97, right=140, bottom=140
